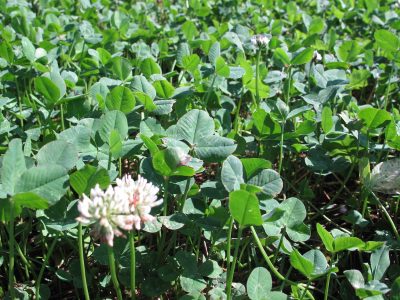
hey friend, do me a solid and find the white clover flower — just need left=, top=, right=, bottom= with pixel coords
left=115, top=175, right=163, bottom=230
left=370, top=158, right=400, bottom=194
left=251, top=34, right=271, bottom=48
left=77, top=185, right=135, bottom=247
left=313, top=50, right=322, bottom=62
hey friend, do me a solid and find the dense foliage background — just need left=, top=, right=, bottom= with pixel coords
left=0, top=0, right=399, bottom=299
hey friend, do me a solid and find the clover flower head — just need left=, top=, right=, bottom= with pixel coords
left=77, top=184, right=135, bottom=247
left=251, top=34, right=270, bottom=48
left=314, top=50, right=322, bottom=62
left=370, top=158, right=400, bottom=194
left=116, top=175, right=163, bottom=230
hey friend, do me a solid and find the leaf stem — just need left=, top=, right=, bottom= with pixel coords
left=250, top=226, right=315, bottom=300
left=108, top=246, right=123, bottom=300
left=278, top=121, right=285, bottom=174
left=255, top=50, right=261, bottom=108
left=324, top=253, right=335, bottom=300
left=226, top=225, right=243, bottom=300
left=78, top=224, right=90, bottom=300
left=226, top=217, right=234, bottom=272
left=8, top=202, right=15, bottom=300
left=35, top=233, right=59, bottom=299
left=129, top=232, right=136, bottom=300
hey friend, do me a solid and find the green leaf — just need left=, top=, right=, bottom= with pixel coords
left=246, top=267, right=272, bottom=300
left=109, top=129, right=123, bottom=158
left=153, top=148, right=195, bottom=177
left=247, top=169, right=283, bottom=197
left=273, top=48, right=291, bottom=65
left=37, top=140, right=78, bottom=170
left=391, top=276, right=400, bottom=300
left=34, top=77, right=60, bottom=105
left=140, top=134, right=159, bottom=156
left=140, top=57, right=161, bottom=77
left=370, top=246, right=390, bottom=281
left=229, top=190, right=262, bottom=226
left=175, top=109, right=214, bottom=145
left=198, top=260, right=223, bottom=279
left=215, top=56, right=230, bottom=77
left=337, top=40, right=360, bottom=62
left=1, top=139, right=26, bottom=195
left=333, top=237, right=364, bottom=252
left=221, top=155, right=244, bottom=192
left=14, top=165, right=69, bottom=206
left=208, top=42, right=220, bottom=66
left=321, top=106, right=333, bottom=133
left=358, top=107, right=391, bottom=129
left=99, top=110, right=128, bottom=142
left=241, top=158, right=272, bottom=179
left=70, top=165, right=110, bottom=196
left=131, top=75, right=156, bottom=100
left=12, top=192, right=49, bottom=210
left=153, top=79, right=175, bottom=99
left=106, top=86, right=136, bottom=113
left=290, top=249, right=314, bottom=278
left=182, top=54, right=200, bottom=72
left=21, top=36, right=35, bottom=62
left=344, top=269, right=365, bottom=289
left=111, top=56, right=132, bottom=81
left=374, top=29, right=400, bottom=53
left=195, top=136, right=237, bottom=162
left=347, top=69, right=371, bottom=89
left=291, top=48, right=314, bottom=65
left=316, top=223, right=334, bottom=252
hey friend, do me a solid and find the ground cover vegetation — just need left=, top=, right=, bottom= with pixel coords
left=0, top=0, right=400, bottom=299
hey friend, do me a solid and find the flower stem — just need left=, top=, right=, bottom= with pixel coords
left=250, top=226, right=315, bottom=300
left=36, top=233, right=59, bottom=299
left=162, top=177, right=169, bottom=216
left=129, top=232, right=136, bottom=300
left=324, top=254, right=335, bottom=300
left=369, top=189, right=400, bottom=240
left=8, top=202, right=15, bottom=300
left=108, top=246, right=123, bottom=300
left=78, top=224, right=90, bottom=300
left=226, top=217, right=234, bottom=273
left=226, top=225, right=243, bottom=300
left=278, top=121, right=285, bottom=175
left=255, top=50, right=261, bottom=108
left=60, top=104, right=65, bottom=131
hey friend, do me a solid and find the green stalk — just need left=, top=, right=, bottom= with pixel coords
left=226, top=217, right=234, bottom=272
left=369, top=190, right=400, bottom=240
left=162, top=177, right=170, bottom=216
left=250, top=226, right=315, bottom=300
left=60, top=104, right=65, bottom=131
left=129, top=232, right=136, bottom=300
left=272, top=231, right=284, bottom=264
left=78, top=224, right=90, bottom=300
left=35, top=234, right=59, bottom=299
left=285, top=66, right=292, bottom=104
left=255, top=49, right=261, bottom=108
left=108, top=246, right=123, bottom=300
left=203, top=73, right=217, bottom=108
left=324, top=254, right=335, bottom=300
left=8, top=202, right=15, bottom=300
left=278, top=121, right=285, bottom=174
left=226, top=226, right=243, bottom=300
left=233, top=96, right=243, bottom=133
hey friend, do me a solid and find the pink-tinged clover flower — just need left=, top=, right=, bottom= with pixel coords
left=77, top=185, right=135, bottom=247
left=115, top=175, right=163, bottom=230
